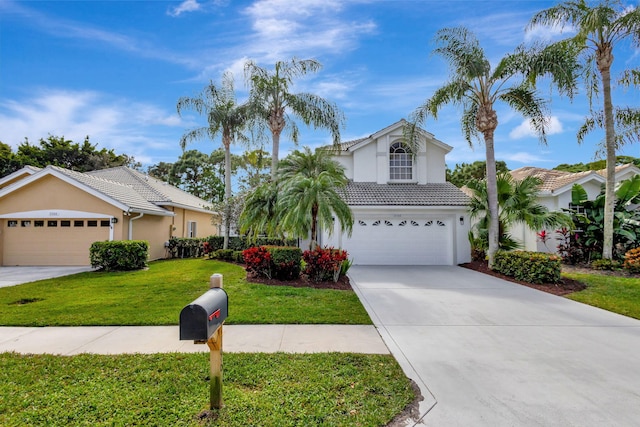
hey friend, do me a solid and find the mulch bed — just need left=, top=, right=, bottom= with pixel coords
left=460, top=260, right=587, bottom=296
left=246, top=274, right=353, bottom=290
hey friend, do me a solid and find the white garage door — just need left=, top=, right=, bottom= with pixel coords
left=345, top=217, right=453, bottom=265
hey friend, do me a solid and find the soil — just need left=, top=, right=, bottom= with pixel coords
left=246, top=273, right=353, bottom=290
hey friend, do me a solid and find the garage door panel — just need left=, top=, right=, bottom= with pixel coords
left=345, top=217, right=452, bottom=266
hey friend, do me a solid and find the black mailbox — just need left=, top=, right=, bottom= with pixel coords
left=179, top=288, right=228, bottom=341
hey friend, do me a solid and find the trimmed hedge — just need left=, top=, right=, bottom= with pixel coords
left=89, top=240, right=149, bottom=271
left=207, top=236, right=297, bottom=252
left=493, top=251, right=561, bottom=284
left=167, top=237, right=206, bottom=259
left=266, top=246, right=302, bottom=280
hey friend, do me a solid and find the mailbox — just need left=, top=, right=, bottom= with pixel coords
left=179, top=288, right=228, bottom=341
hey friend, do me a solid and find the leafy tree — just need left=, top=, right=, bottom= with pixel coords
left=237, top=149, right=271, bottom=190
left=238, top=182, right=282, bottom=239
left=467, top=173, right=572, bottom=253
left=177, top=72, right=251, bottom=249
left=0, top=142, right=20, bottom=177
left=406, top=27, right=578, bottom=267
left=529, top=0, right=640, bottom=260
left=554, top=156, right=640, bottom=172
left=170, top=150, right=223, bottom=202
left=447, top=160, right=509, bottom=188
left=244, top=57, right=345, bottom=180
left=147, top=162, right=176, bottom=184
left=277, top=147, right=353, bottom=250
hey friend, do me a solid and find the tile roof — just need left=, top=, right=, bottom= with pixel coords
left=339, top=182, right=470, bottom=206
left=509, top=166, right=599, bottom=192
left=326, top=119, right=409, bottom=152
left=87, top=167, right=213, bottom=211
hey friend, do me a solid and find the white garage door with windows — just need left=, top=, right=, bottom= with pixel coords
left=344, top=216, right=453, bottom=265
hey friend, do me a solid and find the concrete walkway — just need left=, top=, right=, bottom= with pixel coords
left=0, top=266, right=93, bottom=288
left=348, top=265, right=640, bottom=427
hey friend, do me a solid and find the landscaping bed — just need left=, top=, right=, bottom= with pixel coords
left=246, top=273, right=352, bottom=290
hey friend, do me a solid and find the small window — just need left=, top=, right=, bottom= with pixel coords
left=372, top=220, right=380, bottom=226
left=399, top=220, right=407, bottom=226
left=437, top=220, right=446, bottom=227
left=411, top=221, right=419, bottom=226
left=100, top=220, right=110, bottom=227
left=74, top=220, right=84, bottom=227
left=384, top=220, right=393, bottom=226
left=21, top=220, right=32, bottom=227
left=358, top=220, right=367, bottom=226
left=88, top=220, right=98, bottom=227
left=61, top=220, right=71, bottom=227
left=569, top=203, right=586, bottom=214
left=389, top=141, right=413, bottom=181
left=35, top=220, right=44, bottom=227
left=8, top=220, right=17, bottom=227
left=425, top=220, right=433, bottom=227
left=187, top=221, right=197, bottom=238
left=48, top=220, right=58, bottom=227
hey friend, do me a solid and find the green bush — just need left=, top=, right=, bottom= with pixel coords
left=166, top=237, right=205, bottom=258
left=212, top=249, right=234, bottom=261
left=591, top=258, right=621, bottom=271
left=266, top=246, right=302, bottom=280
left=206, top=236, right=297, bottom=251
left=623, top=247, right=640, bottom=273
left=89, top=240, right=149, bottom=271
left=493, top=250, right=561, bottom=284
left=232, top=250, right=244, bottom=263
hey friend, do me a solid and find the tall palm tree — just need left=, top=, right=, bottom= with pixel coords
left=529, top=0, right=640, bottom=259
left=244, top=58, right=345, bottom=180
left=177, top=72, right=249, bottom=250
left=467, top=173, right=573, bottom=251
left=277, top=147, right=353, bottom=250
left=407, top=26, right=578, bottom=267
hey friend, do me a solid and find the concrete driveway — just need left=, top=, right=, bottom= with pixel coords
left=349, top=265, right=640, bottom=426
left=0, top=266, right=93, bottom=288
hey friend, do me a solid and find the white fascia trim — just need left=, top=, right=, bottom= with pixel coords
left=155, top=202, right=214, bottom=215
left=551, top=173, right=605, bottom=195
left=129, top=208, right=175, bottom=217
left=0, top=167, right=38, bottom=187
left=349, top=205, right=469, bottom=212
left=0, top=167, right=131, bottom=212
left=0, top=209, right=115, bottom=219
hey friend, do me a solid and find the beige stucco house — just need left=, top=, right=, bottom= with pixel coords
left=0, top=165, right=219, bottom=266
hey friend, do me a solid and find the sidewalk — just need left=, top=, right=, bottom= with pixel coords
left=0, top=325, right=389, bottom=355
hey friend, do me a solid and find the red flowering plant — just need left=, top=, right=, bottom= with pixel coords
left=242, top=246, right=272, bottom=279
left=303, top=247, right=349, bottom=282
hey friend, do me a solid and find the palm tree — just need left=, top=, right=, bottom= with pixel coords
left=529, top=0, right=640, bottom=259
left=407, top=26, right=578, bottom=267
left=244, top=58, right=345, bottom=180
left=467, top=173, right=573, bottom=252
left=277, top=147, right=353, bottom=250
left=177, top=72, right=249, bottom=250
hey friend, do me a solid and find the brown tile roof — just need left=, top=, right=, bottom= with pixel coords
left=339, top=182, right=470, bottom=206
left=509, top=166, right=600, bottom=192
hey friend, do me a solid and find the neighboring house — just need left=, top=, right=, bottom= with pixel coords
left=0, top=166, right=219, bottom=266
left=509, top=164, right=640, bottom=253
left=320, top=120, right=471, bottom=266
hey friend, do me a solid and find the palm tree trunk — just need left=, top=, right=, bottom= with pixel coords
left=484, top=134, right=500, bottom=268
left=271, top=130, right=280, bottom=181
left=310, top=204, right=318, bottom=251
left=599, top=51, right=616, bottom=260
left=223, top=140, right=232, bottom=250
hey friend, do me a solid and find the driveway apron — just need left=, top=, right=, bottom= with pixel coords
left=349, top=265, right=640, bottom=426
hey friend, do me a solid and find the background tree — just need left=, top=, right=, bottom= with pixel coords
left=407, top=26, right=578, bottom=267
left=554, top=155, right=640, bottom=172
left=447, top=160, right=509, bottom=188
left=237, top=149, right=271, bottom=190
left=147, top=162, right=177, bottom=184
left=0, top=142, right=20, bottom=177
left=244, top=57, right=345, bottom=180
left=277, top=147, right=353, bottom=250
left=529, top=0, right=640, bottom=260
left=177, top=72, right=250, bottom=249
left=170, top=150, right=223, bottom=202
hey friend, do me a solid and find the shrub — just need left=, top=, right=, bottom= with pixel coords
left=206, top=236, right=297, bottom=252
left=243, top=246, right=272, bottom=279
left=89, top=240, right=149, bottom=271
left=232, top=251, right=244, bottom=264
left=623, top=247, right=640, bottom=273
left=212, top=249, right=234, bottom=261
left=167, top=237, right=206, bottom=258
left=493, top=250, right=561, bottom=284
left=556, top=227, right=586, bottom=265
left=591, top=259, right=621, bottom=271
left=265, top=246, right=302, bottom=280
left=303, top=247, right=349, bottom=282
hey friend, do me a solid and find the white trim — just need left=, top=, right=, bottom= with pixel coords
left=155, top=202, right=214, bottom=215
left=0, top=209, right=114, bottom=219
left=0, top=166, right=39, bottom=188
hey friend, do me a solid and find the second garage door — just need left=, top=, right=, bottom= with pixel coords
left=343, top=216, right=453, bottom=265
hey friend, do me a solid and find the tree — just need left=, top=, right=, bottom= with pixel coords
left=407, top=27, right=578, bottom=267
left=170, top=150, right=224, bottom=202
left=0, top=142, right=20, bottom=177
left=447, top=160, right=509, bottom=188
left=467, top=173, right=572, bottom=253
left=147, top=162, right=176, bottom=184
left=554, top=156, right=640, bottom=172
left=277, top=147, right=353, bottom=250
left=529, top=0, right=640, bottom=260
left=244, top=58, right=345, bottom=180
left=177, top=72, right=250, bottom=249
left=237, top=149, right=271, bottom=190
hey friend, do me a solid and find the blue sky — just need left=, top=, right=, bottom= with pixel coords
left=1, top=0, right=638, bottom=171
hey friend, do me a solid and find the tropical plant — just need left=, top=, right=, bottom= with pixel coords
left=237, top=182, right=282, bottom=239
left=447, top=160, right=509, bottom=188
left=177, top=72, right=250, bottom=249
left=467, top=172, right=573, bottom=253
left=406, top=26, right=578, bottom=267
left=529, top=0, right=640, bottom=260
left=244, top=58, right=345, bottom=180
left=277, top=147, right=353, bottom=250
left=566, top=175, right=640, bottom=260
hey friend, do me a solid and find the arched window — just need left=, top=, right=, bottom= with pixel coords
left=389, top=142, right=412, bottom=180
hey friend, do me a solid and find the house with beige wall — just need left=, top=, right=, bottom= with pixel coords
left=0, top=166, right=219, bottom=266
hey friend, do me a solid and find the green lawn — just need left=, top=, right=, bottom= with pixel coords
left=563, top=273, right=640, bottom=320
left=0, top=259, right=371, bottom=326
left=0, top=352, right=415, bottom=427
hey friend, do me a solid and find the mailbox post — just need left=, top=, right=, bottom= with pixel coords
left=179, top=273, right=227, bottom=409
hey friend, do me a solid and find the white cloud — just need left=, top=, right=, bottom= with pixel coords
left=168, top=0, right=202, bottom=17
left=498, top=151, right=549, bottom=164
left=509, top=116, right=563, bottom=139
left=525, top=22, right=575, bottom=43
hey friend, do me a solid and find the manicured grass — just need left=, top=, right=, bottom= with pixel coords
left=0, top=259, right=371, bottom=326
left=563, top=273, right=640, bottom=320
left=0, top=352, right=414, bottom=427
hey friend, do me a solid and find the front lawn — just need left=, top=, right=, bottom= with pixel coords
left=0, top=352, right=415, bottom=426
left=563, top=273, right=640, bottom=320
left=0, top=259, right=371, bottom=326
